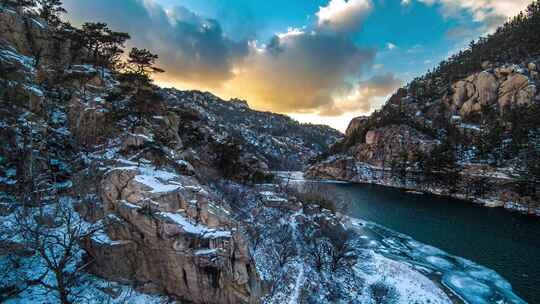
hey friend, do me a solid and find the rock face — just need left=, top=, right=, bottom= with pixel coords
left=449, top=65, right=537, bottom=116
left=1, top=8, right=308, bottom=301
left=351, top=124, right=438, bottom=167
left=498, top=73, right=536, bottom=110
left=304, top=156, right=359, bottom=181
left=0, top=9, right=74, bottom=66
left=0, top=9, right=47, bottom=56
left=84, top=166, right=260, bottom=304
left=345, top=116, right=368, bottom=137
left=0, top=44, right=45, bottom=114
left=68, top=96, right=112, bottom=148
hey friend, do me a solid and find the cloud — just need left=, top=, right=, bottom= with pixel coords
left=412, top=0, right=530, bottom=32
left=386, top=42, right=397, bottom=50
left=320, top=73, right=403, bottom=115
left=63, top=0, right=378, bottom=117
left=62, top=0, right=248, bottom=86
left=445, top=26, right=477, bottom=40
left=224, top=28, right=376, bottom=115
left=316, top=0, right=373, bottom=34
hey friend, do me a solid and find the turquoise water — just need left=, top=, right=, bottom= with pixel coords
left=328, top=183, right=540, bottom=303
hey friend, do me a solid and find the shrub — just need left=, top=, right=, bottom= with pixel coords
left=369, top=281, right=399, bottom=304
left=286, top=183, right=351, bottom=214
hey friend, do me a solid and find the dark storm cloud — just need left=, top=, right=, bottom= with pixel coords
left=63, top=0, right=248, bottom=86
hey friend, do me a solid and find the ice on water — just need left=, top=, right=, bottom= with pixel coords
left=350, top=218, right=526, bottom=304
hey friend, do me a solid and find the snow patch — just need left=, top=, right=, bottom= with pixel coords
left=160, top=212, right=232, bottom=239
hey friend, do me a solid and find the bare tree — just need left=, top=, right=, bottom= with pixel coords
left=3, top=199, right=103, bottom=303
left=273, top=225, right=296, bottom=267
left=324, top=226, right=355, bottom=271
left=306, top=237, right=331, bottom=272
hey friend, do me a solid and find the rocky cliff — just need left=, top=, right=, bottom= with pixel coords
left=307, top=59, right=540, bottom=215
left=0, top=6, right=342, bottom=303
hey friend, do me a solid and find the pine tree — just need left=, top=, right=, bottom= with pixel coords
left=516, top=128, right=540, bottom=199
left=2, top=0, right=36, bottom=10
left=101, top=31, right=130, bottom=71
left=420, top=138, right=460, bottom=190
left=80, top=22, right=130, bottom=71
left=36, top=0, right=65, bottom=27
left=123, top=48, right=164, bottom=90
left=476, top=119, right=505, bottom=165
left=80, top=22, right=108, bottom=64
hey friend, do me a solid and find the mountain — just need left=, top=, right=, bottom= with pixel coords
left=306, top=1, right=540, bottom=215
left=0, top=2, right=530, bottom=304
left=161, top=89, right=342, bottom=171
left=0, top=4, right=346, bottom=303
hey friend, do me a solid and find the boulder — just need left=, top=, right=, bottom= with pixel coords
left=452, top=79, right=475, bottom=109
left=449, top=68, right=536, bottom=115
left=451, top=71, right=499, bottom=116
left=460, top=99, right=482, bottom=117
left=499, top=73, right=535, bottom=110
left=494, top=65, right=518, bottom=78
left=120, top=133, right=151, bottom=152
left=365, top=130, right=378, bottom=145
left=475, top=71, right=499, bottom=106
left=531, top=71, right=539, bottom=81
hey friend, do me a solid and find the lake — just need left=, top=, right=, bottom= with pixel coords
left=326, top=182, right=540, bottom=303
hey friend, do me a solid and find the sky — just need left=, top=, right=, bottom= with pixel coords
left=62, top=0, right=531, bottom=132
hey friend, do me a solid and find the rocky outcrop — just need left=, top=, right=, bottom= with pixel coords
left=67, top=96, right=112, bottom=148
left=307, top=59, right=540, bottom=215
left=449, top=64, right=537, bottom=116
left=84, top=165, right=261, bottom=304
left=0, top=8, right=47, bottom=55
left=498, top=73, right=536, bottom=110
left=345, top=116, right=368, bottom=137
left=0, top=46, right=44, bottom=113
left=304, top=155, right=359, bottom=181
left=0, top=7, right=79, bottom=66
left=350, top=124, right=438, bottom=167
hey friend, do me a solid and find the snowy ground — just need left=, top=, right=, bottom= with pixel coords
left=260, top=173, right=527, bottom=304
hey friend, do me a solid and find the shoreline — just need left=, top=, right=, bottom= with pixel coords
left=294, top=168, right=540, bottom=217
